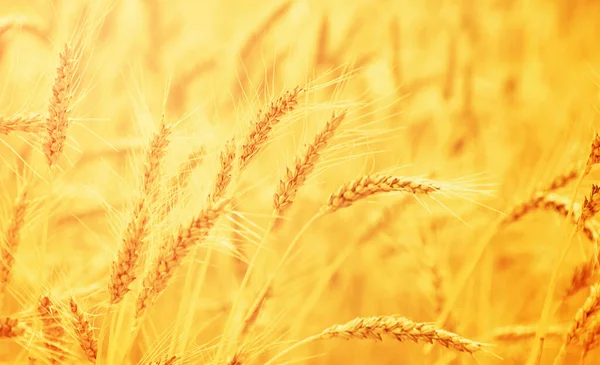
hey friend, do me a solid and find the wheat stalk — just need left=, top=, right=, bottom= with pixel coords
left=264, top=315, right=490, bottom=365
left=0, top=188, right=28, bottom=292
left=42, top=43, right=79, bottom=167
left=69, top=298, right=97, bottom=363
left=109, top=117, right=172, bottom=304
left=322, top=175, right=441, bottom=214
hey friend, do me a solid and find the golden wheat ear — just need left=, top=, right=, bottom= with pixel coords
left=37, top=296, right=67, bottom=364
left=69, top=298, right=98, bottom=363
left=0, top=113, right=44, bottom=135
left=238, top=86, right=302, bottom=171
left=0, top=188, right=29, bottom=293
left=109, top=117, right=172, bottom=304
left=135, top=199, right=229, bottom=321
left=264, top=315, right=492, bottom=365
left=554, top=283, right=600, bottom=365
left=274, top=110, right=347, bottom=221
left=43, top=43, right=80, bottom=168
left=322, top=174, right=441, bottom=214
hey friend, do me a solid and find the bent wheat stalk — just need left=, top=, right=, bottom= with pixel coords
left=264, top=315, right=490, bottom=365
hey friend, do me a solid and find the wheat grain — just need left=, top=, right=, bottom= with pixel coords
left=109, top=117, right=172, bottom=304
left=0, top=317, right=25, bottom=338
left=42, top=43, right=79, bottom=167
left=0, top=189, right=28, bottom=292
left=274, top=111, right=346, bottom=217
left=0, top=113, right=44, bottom=135
left=322, top=175, right=441, bottom=214
left=69, top=298, right=97, bottom=363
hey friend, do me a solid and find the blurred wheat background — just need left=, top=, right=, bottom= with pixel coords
left=0, top=0, right=600, bottom=364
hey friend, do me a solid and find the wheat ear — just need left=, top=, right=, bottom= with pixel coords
left=38, top=296, right=66, bottom=364
left=578, top=185, right=600, bottom=230
left=322, top=175, right=441, bottom=214
left=69, top=298, right=97, bottom=363
left=503, top=192, right=597, bottom=242
left=0, top=317, right=25, bottom=338
left=135, top=199, right=228, bottom=319
left=42, top=43, right=79, bottom=167
left=109, top=117, right=172, bottom=304
left=264, top=315, right=490, bottom=365
left=565, top=260, right=598, bottom=299
left=0, top=189, right=28, bottom=292
left=0, top=113, right=44, bottom=135
left=542, top=165, right=579, bottom=192
left=239, top=86, right=301, bottom=170
left=274, top=110, right=346, bottom=218
left=163, top=146, right=206, bottom=216
left=490, top=324, right=564, bottom=342
left=210, top=138, right=237, bottom=203
left=554, top=283, right=600, bottom=365
left=529, top=133, right=600, bottom=365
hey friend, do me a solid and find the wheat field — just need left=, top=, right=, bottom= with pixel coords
left=0, top=0, right=600, bottom=364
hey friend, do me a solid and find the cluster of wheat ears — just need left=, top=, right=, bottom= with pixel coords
left=0, top=1, right=599, bottom=365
